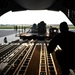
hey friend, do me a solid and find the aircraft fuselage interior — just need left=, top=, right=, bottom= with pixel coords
left=0, top=0, right=75, bottom=75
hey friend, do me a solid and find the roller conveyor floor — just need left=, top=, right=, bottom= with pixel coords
left=0, top=40, right=71, bottom=75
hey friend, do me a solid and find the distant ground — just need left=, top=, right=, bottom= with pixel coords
left=48, top=25, right=75, bottom=29
left=0, top=25, right=75, bottom=29
left=0, top=25, right=31, bottom=29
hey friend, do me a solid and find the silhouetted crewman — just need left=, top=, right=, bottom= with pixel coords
left=4, top=37, right=7, bottom=43
left=47, top=21, right=75, bottom=75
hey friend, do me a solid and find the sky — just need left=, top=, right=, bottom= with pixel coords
left=0, top=10, right=72, bottom=25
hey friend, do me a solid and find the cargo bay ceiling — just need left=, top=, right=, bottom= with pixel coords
left=0, top=0, right=75, bottom=25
